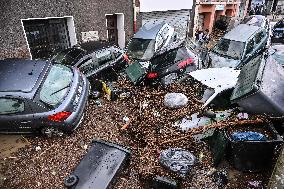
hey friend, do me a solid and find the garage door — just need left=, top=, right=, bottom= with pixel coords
left=23, top=18, right=71, bottom=59
left=141, top=9, right=191, bottom=39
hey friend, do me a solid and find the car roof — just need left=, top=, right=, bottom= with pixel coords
left=0, top=60, right=49, bottom=93
left=133, top=22, right=165, bottom=39
left=223, top=24, right=261, bottom=42
left=242, top=15, right=266, bottom=27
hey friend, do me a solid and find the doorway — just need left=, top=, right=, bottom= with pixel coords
left=106, top=15, right=118, bottom=46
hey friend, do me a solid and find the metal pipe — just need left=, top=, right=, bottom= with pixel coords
left=133, top=0, right=137, bottom=33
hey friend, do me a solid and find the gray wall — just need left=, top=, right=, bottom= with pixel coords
left=0, top=0, right=134, bottom=59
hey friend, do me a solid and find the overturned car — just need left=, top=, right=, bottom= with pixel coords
left=125, top=40, right=199, bottom=86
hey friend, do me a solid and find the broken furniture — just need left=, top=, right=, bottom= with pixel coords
left=64, top=140, right=131, bottom=189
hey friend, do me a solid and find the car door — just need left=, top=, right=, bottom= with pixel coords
left=0, top=97, right=33, bottom=133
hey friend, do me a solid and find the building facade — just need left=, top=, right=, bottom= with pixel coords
left=0, top=0, right=136, bottom=59
left=138, top=0, right=194, bottom=38
left=193, top=0, right=244, bottom=33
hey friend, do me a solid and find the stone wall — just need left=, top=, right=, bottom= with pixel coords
left=0, top=0, right=134, bottom=59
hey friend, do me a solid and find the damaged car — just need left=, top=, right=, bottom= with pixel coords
left=51, top=45, right=129, bottom=94
left=126, top=22, right=176, bottom=61
left=205, top=24, right=268, bottom=68
left=0, top=59, right=89, bottom=136
left=271, top=19, right=284, bottom=44
left=126, top=40, right=198, bottom=86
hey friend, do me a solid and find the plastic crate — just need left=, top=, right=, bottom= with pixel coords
left=230, top=54, right=284, bottom=116
left=64, top=140, right=131, bottom=189
left=225, top=122, right=283, bottom=172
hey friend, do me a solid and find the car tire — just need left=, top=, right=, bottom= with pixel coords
left=64, top=174, right=79, bottom=188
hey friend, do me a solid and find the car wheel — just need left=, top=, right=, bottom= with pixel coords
left=64, top=174, right=79, bottom=188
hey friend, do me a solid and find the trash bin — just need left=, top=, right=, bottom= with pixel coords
left=225, top=122, right=283, bottom=172
left=230, top=54, right=284, bottom=117
left=64, top=139, right=131, bottom=189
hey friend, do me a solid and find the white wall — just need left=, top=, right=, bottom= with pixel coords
left=116, top=13, right=125, bottom=49
left=140, top=0, right=193, bottom=12
left=66, top=17, right=77, bottom=46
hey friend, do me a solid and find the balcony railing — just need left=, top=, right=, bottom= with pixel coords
left=199, top=0, right=240, bottom=4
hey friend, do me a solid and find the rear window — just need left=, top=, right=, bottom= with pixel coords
left=151, top=47, right=192, bottom=70
left=0, top=98, right=24, bottom=115
left=39, top=64, right=73, bottom=106
left=51, top=48, right=84, bottom=66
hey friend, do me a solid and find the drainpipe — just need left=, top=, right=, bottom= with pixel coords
left=133, top=0, right=137, bottom=33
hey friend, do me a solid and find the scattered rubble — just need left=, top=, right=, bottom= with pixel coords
left=0, top=75, right=280, bottom=189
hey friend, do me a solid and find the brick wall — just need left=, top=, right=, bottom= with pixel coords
left=0, top=0, right=134, bottom=59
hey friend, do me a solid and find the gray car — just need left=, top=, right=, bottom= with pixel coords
left=0, top=59, right=89, bottom=136
left=126, top=22, right=176, bottom=61
left=207, top=24, right=269, bottom=68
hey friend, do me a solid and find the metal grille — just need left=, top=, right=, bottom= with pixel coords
left=23, top=18, right=71, bottom=59
left=141, top=9, right=191, bottom=39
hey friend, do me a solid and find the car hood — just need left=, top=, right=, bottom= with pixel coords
left=209, top=52, right=240, bottom=68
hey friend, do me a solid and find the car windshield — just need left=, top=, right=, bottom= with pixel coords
left=127, top=38, right=155, bottom=60
left=39, top=64, right=73, bottom=106
left=212, top=38, right=245, bottom=60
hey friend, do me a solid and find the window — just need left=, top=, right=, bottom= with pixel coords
left=96, top=50, right=114, bottom=66
left=245, top=38, right=255, bottom=55
left=127, top=38, right=155, bottom=60
left=255, top=31, right=265, bottom=44
left=39, top=64, right=73, bottom=106
left=0, top=98, right=24, bottom=115
left=212, top=39, right=245, bottom=60
left=151, top=49, right=178, bottom=71
left=78, top=58, right=98, bottom=76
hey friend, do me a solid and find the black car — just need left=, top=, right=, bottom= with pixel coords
left=126, top=40, right=198, bottom=86
left=51, top=45, right=129, bottom=92
left=0, top=60, right=89, bottom=136
left=271, top=19, right=284, bottom=44
left=50, top=46, right=86, bottom=66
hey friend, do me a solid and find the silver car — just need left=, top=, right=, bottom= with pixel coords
left=0, top=59, right=89, bottom=136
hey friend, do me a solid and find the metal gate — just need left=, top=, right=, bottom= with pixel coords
left=141, top=9, right=191, bottom=39
left=23, top=18, right=71, bottom=59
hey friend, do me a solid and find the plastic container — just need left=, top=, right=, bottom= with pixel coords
left=230, top=54, right=284, bottom=117
left=64, top=139, right=131, bottom=189
left=225, top=122, right=283, bottom=172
